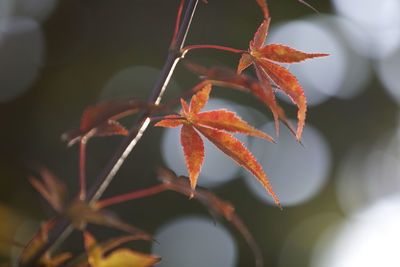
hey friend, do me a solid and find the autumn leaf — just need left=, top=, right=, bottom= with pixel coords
left=28, top=167, right=66, bottom=213
left=186, top=63, right=295, bottom=137
left=28, top=166, right=150, bottom=238
left=66, top=235, right=152, bottom=266
left=83, top=232, right=160, bottom=267
left=155, top=85, right=280, bottom=207
left=65, top=200, right=151, bottom=239
left=157, top=167, right=264, bottom=267
left=238, top=18, right=328, bottom=140
left=19, top=219, right=54, bottom=264
left=62, top=99, right=159, bottom=146
left=18, top=218, right=72, bottom=266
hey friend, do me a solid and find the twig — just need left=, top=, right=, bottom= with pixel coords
left=96, top=184, right=170, bottom=209
left=20, top=1, right=200, bottom=265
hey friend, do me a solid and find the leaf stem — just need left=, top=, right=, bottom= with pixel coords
left=182, top=44, right=247, bottom=56
left=96, top=184, right=169, bottom=209
left=150, top=115, right=184, bottom=122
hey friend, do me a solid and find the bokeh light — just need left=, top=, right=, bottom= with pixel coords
left=363, top=138, right=400, bottom=204
left=335, top=146, right=371, bottom=214
left=332, top=0, right=400, bottom=59
left=311, top=195, right=400, bottom=267
left=160, top=98, right=249, bottom=187
left=336, top=125, right=400, bottom=214
left=268, top=18, right=346, bottom=105
left=278, top=213, right=341, bottom=267
left=151, top=216, right=237, bottom=267
left=10, top=0, right=58, bottom=23
left=377, top=47, right=400, bottom=105
left=0, top=1, right=13, bottom=19
left=0, top=16, right=44, bottom=102
left=100, top=65, right=181, bottom=100
left=307, top=15, right=371, bottom=100
left=244, top=122, right=331, bottom=207
left=267, top=14, right=373, bottom=104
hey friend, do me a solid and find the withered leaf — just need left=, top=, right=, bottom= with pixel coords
left=62, top=99, right=159, bottom=146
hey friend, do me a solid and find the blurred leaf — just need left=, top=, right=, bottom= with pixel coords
left=28, top=167, right=66, bottom=213
left=41, top=252, right=73, bottom=267
left=83, top=232, right=160, bottom=267
left=19, top=218, right=72, bottom=266
left=157, top=168, right=264, bottom=267
left=19, top=219, right=55, bottom=264
left=68, top=234, right=151, bottom=267
left=65, top=201, right=151, bottom=238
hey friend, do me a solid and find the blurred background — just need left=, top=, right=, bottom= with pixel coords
left=1, top=0, right=400, bottom=266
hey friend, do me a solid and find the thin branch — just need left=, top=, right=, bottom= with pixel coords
left=96, top=184, right=169, bottom=209
left=88, top=0, right=200, bottom=204
left=20, top=1, right=200, bottom=265
left=182, top=44, right=247, bottom=55
left=170, top=0, right=186, bottom=48
left=298, top=0, right=319, bottom=13
left=150, top=115, right=184, bottom=122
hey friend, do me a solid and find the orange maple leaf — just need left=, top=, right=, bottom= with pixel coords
left=238, top=18, right=328, bottom=140
left=155, top=85, right=280, bottom=207
left=185, top=63, right=295, bottom=137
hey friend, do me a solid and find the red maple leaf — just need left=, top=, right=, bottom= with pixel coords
left=238, top=18, right=328, bottom=140
left=155, top=85, right=280, bottom=207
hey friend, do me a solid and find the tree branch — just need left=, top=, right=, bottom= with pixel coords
left=20, top=1, right=200, bottom=265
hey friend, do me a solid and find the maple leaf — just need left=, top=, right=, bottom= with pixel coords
left=155, top=85, right=280, bottom=207
left=186, top=63, right=295, bottom=137
left=238, top=18, right=328, bottom=140
left=83, top=232, right=160, bottom=267
left=62, top=99, right=159, bottom=146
